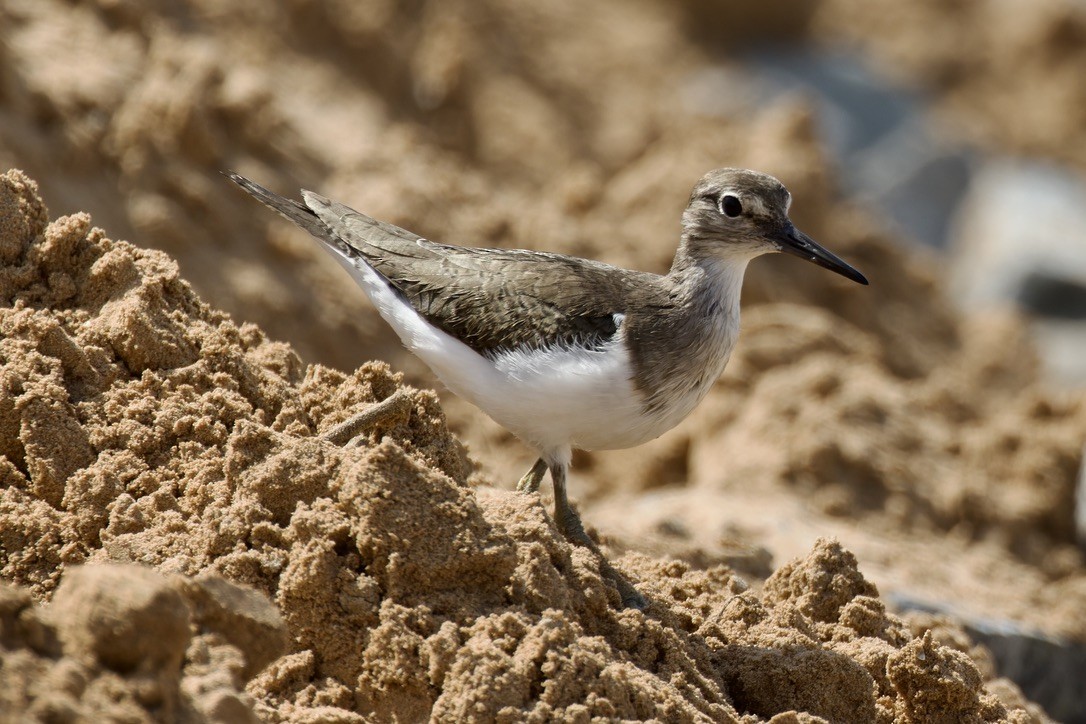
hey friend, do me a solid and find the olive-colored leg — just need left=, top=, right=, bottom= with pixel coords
left=516, top=457, right=548, bottom=493
left=548, top=462, right=648, bottom=610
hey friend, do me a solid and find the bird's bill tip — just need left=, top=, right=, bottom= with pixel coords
left=776, top=227, right=868, bottom=285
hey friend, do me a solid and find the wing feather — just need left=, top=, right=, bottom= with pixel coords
left=231, top=174, right=669, bottom=355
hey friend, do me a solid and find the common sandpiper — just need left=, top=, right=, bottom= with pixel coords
left=228, top=168, right=868, bottom=609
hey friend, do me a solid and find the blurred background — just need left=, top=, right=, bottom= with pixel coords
left=1, top=0, right=1085, bottom=719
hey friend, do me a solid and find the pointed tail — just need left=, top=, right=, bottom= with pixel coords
left=224, top=171, right=329, bottom=240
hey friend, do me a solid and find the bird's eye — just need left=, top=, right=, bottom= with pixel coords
left=719, top=194, right=743, bottom=218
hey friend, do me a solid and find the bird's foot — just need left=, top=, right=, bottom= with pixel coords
left=557, top=507, right=648, bottom=610
left=608, top=568, right=649, bottom=610
left=516, top=458, right=548, bottom=494
left=320, top=390, right=412, bottom=447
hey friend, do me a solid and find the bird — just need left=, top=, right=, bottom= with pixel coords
left=227, top=168, right=867, bottom=609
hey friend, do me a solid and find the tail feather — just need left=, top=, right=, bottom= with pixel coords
left=300, top=188, right=430, bottom=257
left=225, top=171, right=411, bottom=296
left=224, top=171, right=329, bottom=240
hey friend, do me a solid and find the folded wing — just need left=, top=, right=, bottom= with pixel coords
left=230, top=173, right=661, bottom=356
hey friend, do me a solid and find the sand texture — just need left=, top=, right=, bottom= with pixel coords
left=1, top=0, right=1085, bottom=721
left=0, top=562, right=287, bottom=723
left=0, top=168, right=1051, bottom=722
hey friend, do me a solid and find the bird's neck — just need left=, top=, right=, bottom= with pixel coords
left=626, top=239, right=752, bottom=420
left=666, top=235, right=754, bottom=320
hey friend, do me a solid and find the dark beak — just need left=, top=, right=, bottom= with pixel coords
left=776, top=225, right=868, bottom=285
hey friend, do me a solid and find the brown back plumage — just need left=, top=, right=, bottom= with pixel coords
left=228, top=173, right=672, bottom=357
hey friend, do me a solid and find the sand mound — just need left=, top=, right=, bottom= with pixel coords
left=2, top=0, right=1084, bottom=719
left=0, top=562, right=286, bottom=723
left=0, top=168, right=1049, bottom=721
left=3, top=1, right=1080, bottom=573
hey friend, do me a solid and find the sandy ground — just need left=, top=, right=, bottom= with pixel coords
left=1, top=0, right=1084, bottom=722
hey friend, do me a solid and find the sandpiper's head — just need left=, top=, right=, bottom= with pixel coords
left=682, top=168, right=868, bottom=285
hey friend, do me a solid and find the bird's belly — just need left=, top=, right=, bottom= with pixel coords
left=492, top=342, right=647, bottom=451
left=587, top=371, right=717, bottom=450
left=436, top=342, right=725, bottom=454
left=425, top=338, right=657, bottom=453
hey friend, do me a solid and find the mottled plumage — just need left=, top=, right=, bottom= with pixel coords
left=233, top=177, right=651, bottom=356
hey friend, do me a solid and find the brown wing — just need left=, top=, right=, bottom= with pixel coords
left=229, top=174, right=668, bottom=356
left=315, top=193, right=671, bottom=355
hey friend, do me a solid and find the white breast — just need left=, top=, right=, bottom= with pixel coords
left=482, top=333, right=649, bottom=452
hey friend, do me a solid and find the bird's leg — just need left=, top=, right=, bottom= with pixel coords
left=548, top=461, right=648, bottom=610
left=516, top=457, right=548, bottom=493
